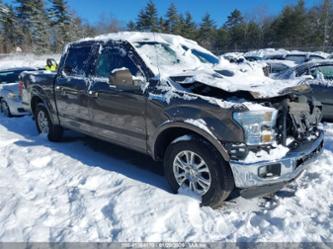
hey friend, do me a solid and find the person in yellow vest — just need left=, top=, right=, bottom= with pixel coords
left=45, top=59, right=58, bottom=72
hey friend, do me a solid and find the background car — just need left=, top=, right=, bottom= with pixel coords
left=0, top=67, right=39, bottom=117
left=277, top=60, right=333, bottom=121
left=264, top=59, right=297, bottom=77
left=264, top=52, right=326, bottom=64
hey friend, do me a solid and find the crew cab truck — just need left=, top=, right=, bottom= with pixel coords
left=21, top=32, right=324, bottom=207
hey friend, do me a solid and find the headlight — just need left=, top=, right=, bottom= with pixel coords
left=233, top=110, right=278, bottom=145
left=7, top=92, right=18, bottom=99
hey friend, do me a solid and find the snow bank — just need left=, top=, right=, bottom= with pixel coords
left=0, top=53, right=61, bottom=70
left=0, top=115, right=333, bottom=242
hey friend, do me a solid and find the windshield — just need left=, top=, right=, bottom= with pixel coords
left=134, top=42, right=180, bottom=67
left=181, top=45, right=219, bottom=64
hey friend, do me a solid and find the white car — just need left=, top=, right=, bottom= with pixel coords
left=0, top=67, right=38, bottom=117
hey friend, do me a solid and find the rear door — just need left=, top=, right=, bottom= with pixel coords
left=88, top=43, right=148, bottom=153
left=55, top=44, right=96, bottom=132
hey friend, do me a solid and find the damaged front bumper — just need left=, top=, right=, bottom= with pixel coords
left=229, top=130, right=324, bottom=197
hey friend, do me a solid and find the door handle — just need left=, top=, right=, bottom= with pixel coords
left=88, top=91, right=99, bottom=98
left=55, top=86, right=62, bottom=91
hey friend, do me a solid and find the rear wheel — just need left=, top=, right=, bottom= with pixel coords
left=164, top=136, right=234, bottom=208
left=0, top=99, right=12, bottom=117
left=35, top=103, right=63, bottom=141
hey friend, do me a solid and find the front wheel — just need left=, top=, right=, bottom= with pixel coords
left=164, top=136, right=234, bottom=208
left=35, top=103, right=63, bottom=141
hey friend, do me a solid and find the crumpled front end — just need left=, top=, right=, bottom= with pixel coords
left=227, top=95, right=324, bottom=193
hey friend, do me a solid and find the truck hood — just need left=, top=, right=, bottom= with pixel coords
left=169, top=69, right=310, bottom=99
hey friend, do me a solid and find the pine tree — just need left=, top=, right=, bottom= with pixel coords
left=245, top=21, right=263, bottom=49
left=136, top=0, right=159, bottom=32
left=224, top=9, right=246, bottom=50
left=48, top=0, right=72, bottom=52
left=270, top=0, right=308, bottom=48
left=1, top=4, right=23, bottom=52
left=127, top=20, right=137, bottom=31
left=320, top=0, right=332, bottom=50
left=197, top=14, right=216, bottom=52
left=224, top=9, right=244, bottom=29
left=15, top=0, right=50, bottom=53
left=165, top=3, right=181, bottom=34
left=179, top=12, right=197, bottom=40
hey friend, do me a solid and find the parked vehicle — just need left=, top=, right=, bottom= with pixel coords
left=21, top=32, right=324, bottom=207
left=244, top=55, right=263, bottom=62
left=276, top=60, right=333, bottom=121
left=264, top=52, right=326, bottom=64
left=264, top=59, right=297, bottom=77
left=0, top=67, right=40, bottom=117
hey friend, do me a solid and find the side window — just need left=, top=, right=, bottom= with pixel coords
left=95, top=46, right=139, bottom=78
left=62, top=46, right=93, bottom=77
left=310, top=65, right=333, bottom=80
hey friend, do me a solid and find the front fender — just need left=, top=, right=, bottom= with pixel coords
left=150, top=121, right=230, bottom=162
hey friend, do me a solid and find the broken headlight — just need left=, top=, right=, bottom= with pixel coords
left=233, top=110, right=278, bottom=145
left=7, top=92, right=18, bottom=99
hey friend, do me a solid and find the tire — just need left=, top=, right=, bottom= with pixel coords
left=0, top=99, right=12, bottom=117
left=164, top=136, right=234, bottom=208
left=35, top=103, right=63, bottom=142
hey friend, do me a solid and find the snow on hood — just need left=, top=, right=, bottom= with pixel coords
left=77, top=32, right=308, bottom=98
left=171, top=67, right=308, bottom=98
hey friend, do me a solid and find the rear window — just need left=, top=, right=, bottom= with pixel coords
left=285, top=55, right=306, bottom=63
left=0, top=71, right=21, bottom=83
left=62, top=46, right=93, bottom=77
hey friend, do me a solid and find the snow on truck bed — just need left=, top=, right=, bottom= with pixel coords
left=0, top=115, right=333, bottom=242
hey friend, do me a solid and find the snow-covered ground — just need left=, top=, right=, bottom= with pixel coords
left=0, top=115, right=333, bottom=242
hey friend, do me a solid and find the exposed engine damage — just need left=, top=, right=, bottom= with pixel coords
left=170, top=76, right=323, bottom=162
left=269, top=95, right=322, bottom=147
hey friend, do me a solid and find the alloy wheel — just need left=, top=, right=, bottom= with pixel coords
left=37, top=110, right=49, bottom=134
left=173, top=150, right=212, bottom=196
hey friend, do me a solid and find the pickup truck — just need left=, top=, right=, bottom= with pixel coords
left=21, top=32, right=324, bottom=207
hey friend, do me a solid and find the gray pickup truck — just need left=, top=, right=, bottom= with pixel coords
left=21, top=32, right=324, bottom=207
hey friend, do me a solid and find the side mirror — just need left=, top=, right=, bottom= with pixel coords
left=63, top=66, right=73, bottom=75
left=109, top=68, right=137, bottom=90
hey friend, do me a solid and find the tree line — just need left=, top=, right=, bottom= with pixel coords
left=0, top=0, right=332, bottom=54
left=0, top=0, right=97, bottom=53
left=129, top=0, right=333, bottom=54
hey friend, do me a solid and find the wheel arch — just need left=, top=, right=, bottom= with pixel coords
left=31, top=95, right=44, bottom=116
left=151, top=122, right=230, bottom=162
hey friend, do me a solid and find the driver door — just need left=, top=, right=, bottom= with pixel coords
left=89, top=44, right=147, bottom=153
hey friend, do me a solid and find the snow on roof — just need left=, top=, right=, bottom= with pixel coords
left=74, top=32, right=308, bottom=98
left=76, top=32, right=218, bottom=77
left=244, top=48, right=330, bottom=59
